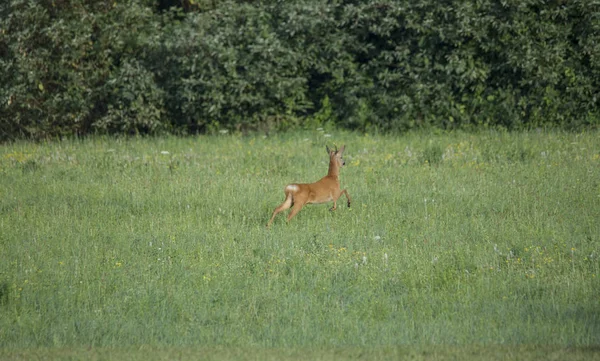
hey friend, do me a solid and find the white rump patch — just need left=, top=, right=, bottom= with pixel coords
left=285, top=184, right=299, bottom=192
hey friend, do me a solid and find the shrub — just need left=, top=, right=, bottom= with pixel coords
left=1, top=0, right=598, bottom=140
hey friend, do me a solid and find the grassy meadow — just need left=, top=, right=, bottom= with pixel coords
left=1, top=129, right=599, bottom=360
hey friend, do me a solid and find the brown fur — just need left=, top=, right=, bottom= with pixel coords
left=267, top=145, right=351, bottom=227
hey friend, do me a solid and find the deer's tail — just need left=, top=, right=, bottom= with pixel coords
left=284, top=184, right=298, bottom=204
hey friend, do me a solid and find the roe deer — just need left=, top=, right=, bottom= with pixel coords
left=267, top=145, right=351, bottom=227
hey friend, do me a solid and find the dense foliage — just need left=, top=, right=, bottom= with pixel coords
left=1, top=0, right=599, bottom=139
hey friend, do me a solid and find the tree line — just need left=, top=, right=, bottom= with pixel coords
left=1, top=0, right=598, bottom=140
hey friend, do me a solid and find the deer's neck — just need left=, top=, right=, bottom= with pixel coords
left=327, top=159, right=339, bottom=178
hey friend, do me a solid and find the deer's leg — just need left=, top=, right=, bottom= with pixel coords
left=341, top=189, right=351, bottom=207
left=267, top=192, right=293, bottom=227
left=329, top=200, right=337, bottom=211
left=330, top=188, right=344, bottom=211
left=287, top=202, right=305, bottom=222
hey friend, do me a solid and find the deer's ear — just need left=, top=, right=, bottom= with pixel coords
left=339, top=145, right=345, bottom=154
left=326, top=145, right=331, bottom=154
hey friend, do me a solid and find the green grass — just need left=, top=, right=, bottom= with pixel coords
left=1, top=130, right=599, bottom=359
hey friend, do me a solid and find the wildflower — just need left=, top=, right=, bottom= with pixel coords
left=525, top=269, right=535, bottom=279
left=362, top=256, right=367, bottom=265
left=374, top=236, right=381, bottom=241
left=324, top=134, right=332, bottom=138
left=160, top=151, right=170, bottom=155
left=219, top=129, right=228, bottom=134
left=494, top=244, right=501, bottom=254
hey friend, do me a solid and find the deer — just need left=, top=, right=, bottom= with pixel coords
left=267, top=145, right=351, bottom=227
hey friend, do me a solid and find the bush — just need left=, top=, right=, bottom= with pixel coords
left=1, top=0, right=598, bottom=140
left=0, top=0, right=165, bottom=139
left=157, top=3, right=313, bottom=133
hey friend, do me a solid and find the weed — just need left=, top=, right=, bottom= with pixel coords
left=0, top=130, right=599, bottom=350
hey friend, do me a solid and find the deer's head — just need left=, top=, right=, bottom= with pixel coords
left=326, top=145, right=346, bottom=167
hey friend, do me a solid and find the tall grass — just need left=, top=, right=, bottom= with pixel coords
left=1, top=130, right=599, bottom=352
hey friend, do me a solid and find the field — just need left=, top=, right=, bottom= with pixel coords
left=1, top=130, right=599, bottom=360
